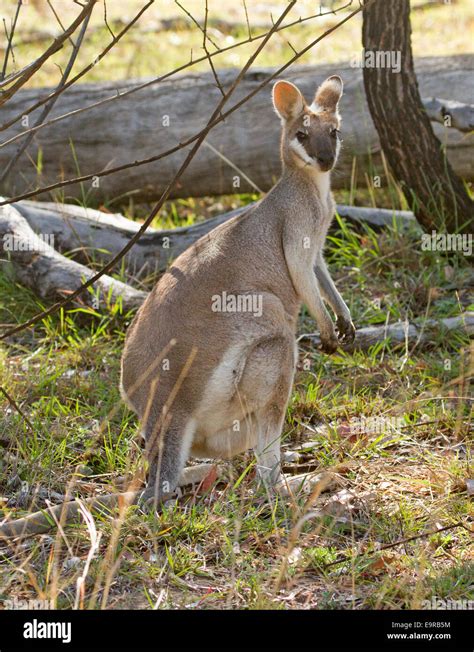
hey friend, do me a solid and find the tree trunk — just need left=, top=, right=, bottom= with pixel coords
left=362, top=0, right=473, bottom=233
left=1, top=57, right=472, bottom=204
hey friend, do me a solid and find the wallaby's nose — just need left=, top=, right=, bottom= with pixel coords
left=316, top=155, right=333, bottom=171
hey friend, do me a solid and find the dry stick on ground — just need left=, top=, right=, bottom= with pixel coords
left=0, top=2, right=354, bottom=137
left=0, top=0, right=97, bottom=105
left=322, top=521, right=470, bottom=570
left=0, top=0, right=153, bottom=127
left=0, top=203, right=147, bottom=311
left=0, top=386, right=35, bottom=433
left=299, top=313, right=474, bottom=352
left=0, top=5, right=93, bottom=185
left=0, top=467, right=338, bottom=540
left=0, top=1, right=370, bottom=342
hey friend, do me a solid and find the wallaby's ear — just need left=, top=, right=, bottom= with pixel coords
left=313, top=75, right=343, bottom=113
left=272, top=80, right=305, bottom=122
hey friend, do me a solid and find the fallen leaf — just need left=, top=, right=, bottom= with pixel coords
left=198, top=465, right=219, bottom=493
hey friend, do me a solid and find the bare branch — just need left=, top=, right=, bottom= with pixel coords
left=0, top=5, right=93, bottom=184
left=0, top=0, right=153, bottom=121
left=0, top=0, right=97, bottom=106
left=0, top=0, right=22, bottom=82
left=323, top=521, right=469, bottom=570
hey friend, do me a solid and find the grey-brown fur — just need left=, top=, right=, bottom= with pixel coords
left=120, top=76, right=355, bottom=505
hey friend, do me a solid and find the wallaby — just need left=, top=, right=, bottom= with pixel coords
left=120, top=75, right=355, bottom=505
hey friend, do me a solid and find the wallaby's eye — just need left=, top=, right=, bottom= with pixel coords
left=330, top=128, right=340, bottom=138
left=296, top=130, right=308, bottom=142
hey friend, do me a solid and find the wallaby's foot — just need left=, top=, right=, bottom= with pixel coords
left=138, top=463, right=219, bottom=513
left=137, top=486, right=168, bottom=513
left=335, top=315, right=356, bottom=345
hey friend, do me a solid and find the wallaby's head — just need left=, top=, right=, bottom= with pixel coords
left=272, top=76, right=343, bottom=173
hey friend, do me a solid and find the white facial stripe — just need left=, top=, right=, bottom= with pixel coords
left=289, top=138, right=314, bottom=166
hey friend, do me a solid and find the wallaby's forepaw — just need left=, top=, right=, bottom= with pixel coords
left=335, top=315, right=356, bottom=345
left=319, top=333, right=339, bottom=354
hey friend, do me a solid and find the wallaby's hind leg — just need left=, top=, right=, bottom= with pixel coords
left=254, top=407, right=287, bottom=488
left=140, top=412, right=196, bottom=508
left=238, top=336, right=295, bottom=489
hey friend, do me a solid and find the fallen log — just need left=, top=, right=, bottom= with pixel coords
left=423, top=97, right=474, bottom=133
left=13, top=198, right=416, bottom=276
left=1, top=56, right=472, bottom=203
left=299, top=313, right=474, bottom=351
left=0, top=202, right=147, bottom=311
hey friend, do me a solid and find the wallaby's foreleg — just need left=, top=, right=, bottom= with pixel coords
left=314, top=254, right=355, bottom=344
left=283, top=224, right=339, bottom=352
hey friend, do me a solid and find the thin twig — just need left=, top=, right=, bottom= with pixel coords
left=102, top=0, right=116, bottom=39
left=242, top=0, right=252, bottom=41
left=0, top=385, right=35, bottom=433
left=0, top=0, right=97, bottom=105
left=202, top=0, right=225, bottom=98
left=47, top=0, right=75, bottom=48
left=0, top=3, right=94, bottom=184
left=175, top=0, right=220, bottom=50
left=0, top=0, right=153, bottom=113
left=323, top=521, right=469, bottom=569
left=0, top=0, right=22, bottom=82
